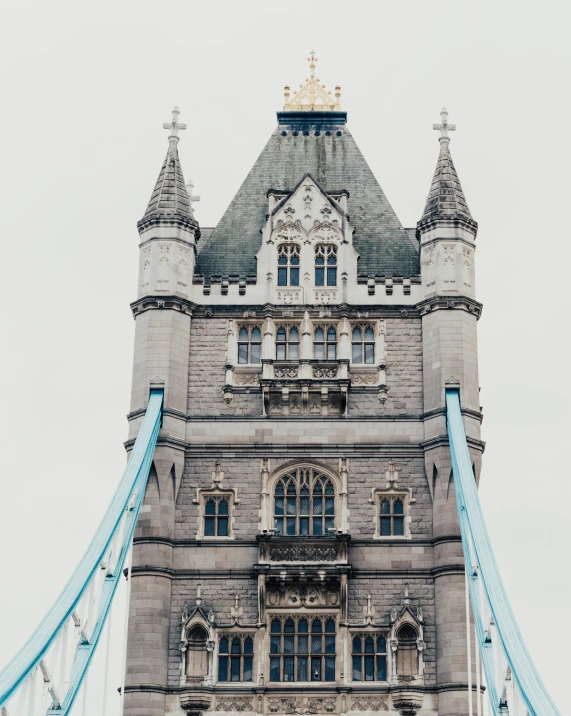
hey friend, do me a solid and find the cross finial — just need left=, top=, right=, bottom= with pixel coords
left=163, top=105, right=187, bottom=145
left=432, top=106, right=456, bottom=142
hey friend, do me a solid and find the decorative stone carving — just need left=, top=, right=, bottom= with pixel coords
left=287, top=586, right=320, bottom=605
left=313, top=289, right=338, bottom=305
left=350, top=696, right=389, bottom=711
left=269, top=544, right=338, bottom=562
left=350, top=372, right=377, bottom=386
left=313, top=367, right=337, bottom=378
left=392, top=691, right=423, bottom=716
left=276, top=288, right=303, bottom=305
left=234, top=373, right=260, bottom=386
left=267, top=698, right=300, bottom=714
left=307, top=697, right=337, bottom=714
left=274, top=367, right=299, bottom=379
left=216, top=697, right=253, bottom=712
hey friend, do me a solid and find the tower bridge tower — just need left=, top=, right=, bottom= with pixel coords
left=125, top=57, right=482, bottom=716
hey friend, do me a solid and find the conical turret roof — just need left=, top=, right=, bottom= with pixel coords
left=138, top=107, right=197, bottom=231
left=418, top=108, right=477, bottom=232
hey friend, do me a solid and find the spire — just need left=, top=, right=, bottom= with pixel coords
left=418, top=107, right=477, bottom=232
left=283, top=50, right=341, bottom=111
left=138, top=106, right=197, bottom=230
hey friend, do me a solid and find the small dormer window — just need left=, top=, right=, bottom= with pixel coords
left=276, top=325, right=300, bottom=360
left=314, top=325, right=337, bottom=360
left=277, top=244, right=300, bottom=287
left=315, top=245, right=337, bottom=287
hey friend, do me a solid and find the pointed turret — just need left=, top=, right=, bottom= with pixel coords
left=417, top=107, right=477, bottom=234
left=138, top=106, right=198, bottom=232
left=135, top=107, right=199, bottom=300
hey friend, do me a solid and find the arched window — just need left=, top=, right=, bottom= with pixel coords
left=315, top=245, right=337, bottom=287
left=269, top=616, right=336, bottom=682
left=204, top=497, right=229, bottom=537
left=276, top=325, right=300, bottom=360
left=396, top=624, right=419, bottom=680
left=278, top=244, right=300, bottom=287
left=351, top=325, right=375, bottom=364
left=186, top=625, right=208, bottom=682
left=380, top=497, right=405, bottom=536
left=352, top=635, right=387, bottom=681
left=218, top=635, right=254, bottom=682
left=237, top=324, right=261, bottom=364
left=314, top=325, right=337, bottom=360
left=273, top=467, right=335, bottom=536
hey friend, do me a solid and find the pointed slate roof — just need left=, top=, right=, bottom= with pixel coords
left=138, top=107, right=198, bottom=232
left=195, top=114, right=419, bottom=280
left=418, top=109, right=477, bottom=232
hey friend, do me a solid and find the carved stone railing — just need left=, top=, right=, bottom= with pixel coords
left=257, top=536, right=349, bottom=566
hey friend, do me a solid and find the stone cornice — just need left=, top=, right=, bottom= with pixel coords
left=422, top=406, right=483, bottom=423
left=130, top=294, right=193, bottom=318
left=417, top=295, right=483, bottom=319
left=132, top=536, right=461, bottom=549
left=421, top=434, right=486, bottom=453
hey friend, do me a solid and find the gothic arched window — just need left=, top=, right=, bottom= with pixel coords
left=218, top=635, right=254, bottom=682
left=269, top=616, right=336, bottom=682
left=315, top=245, right=337, bottom=287
left=351, top=635, right=387, bottom=681
left=396, top=624, right=419, bottom=680
left=277, top=244, right=300, bottom=287
left=204, top=497, right=229, bottom=537
left=314, top=325, right=337, bottom=360
left=380, top=497, right=405, bottom=536
left=237, top=324, right=261, bottom=364
left=351, top=324, right=375, bottom=364
left=273, top=467, right=335, bottom=536
left=276, top=325, right=300, bottom=360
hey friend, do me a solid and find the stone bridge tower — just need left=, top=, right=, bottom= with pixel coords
left=124, top=56, right=482, bottom=716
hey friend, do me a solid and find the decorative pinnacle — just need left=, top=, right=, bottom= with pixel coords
left=163, top=105, right=187, bottom=150
left=432, top=106, right=456, bottom=142
left=308, top=49, right=318, bottom=79
left=283, top=51, right=341, bottom=112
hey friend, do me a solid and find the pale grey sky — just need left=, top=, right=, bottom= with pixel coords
left=0, top=0, right=569, bottom=712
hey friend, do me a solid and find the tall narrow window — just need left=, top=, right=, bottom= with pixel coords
left=314, top=245, right=337, bottom=287
left=314, top=325, right=337, bottom=360
left=218, top=635, right=254, bottom=682
left=276, top=325, right=300, bottom=360
left=269, top=617, right=336, bottom=682
left=351, top=325, right=375, bottom=364
left=273, top=467, right=335, bottom=536
left=204, top=497, right=229, bottom=537
left=237, top=325, right=261, bottom=364
left=352, top=635, right=387, bottom=681
left=380, top=497, right=405, bottom=536
left=277, top=244, right=300, bottom=287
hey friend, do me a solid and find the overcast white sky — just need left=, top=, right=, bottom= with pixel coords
left=0, top=1, right=569, bottom=713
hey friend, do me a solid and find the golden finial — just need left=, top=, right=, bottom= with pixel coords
left=283, top=51, right=341, bottom=112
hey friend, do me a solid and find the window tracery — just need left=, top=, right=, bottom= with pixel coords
left=204, top=496, right=230, bottom=537
left=217, top=634, right=254, bottom=682
left=269, top=616, right=336, bottom=682
left=314, top=245, right=337, bottom=287
left=237, top=324, right=261, bottom=364
left=276, top=324, right=300, bottom=360
left=351, top=634, right=388, bottom=682
left=313, top=325, right=337, bottom=360
left=277, top=244, right=300, bottom=287
left=372, top=489, right=410, bottom=539
left=273, top=467, right=335, bottom=536
left=351, top=324, right=375, bottom=364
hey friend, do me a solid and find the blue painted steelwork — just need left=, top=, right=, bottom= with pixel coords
left=446, top=389, right=560, bottom=716
left=0, top=389, right=163, bottom=713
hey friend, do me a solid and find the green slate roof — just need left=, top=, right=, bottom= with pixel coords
left=195, top=114, right=419, bottom=279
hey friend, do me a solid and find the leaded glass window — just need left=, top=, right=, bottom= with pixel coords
left=351, top=324, right=375, bottom=364
left=277, top=244, right=300, bottom=287
left=218, top=635, right=254, bottom=682
left=269, top=617, right=336, bottom=682
left=314, top=245, right=337, bottom=287
left=314, top=325, right=337, bottom=360
left=274, top=467, right=335, bottom=536
left=237, top=324, right=262, bottom=364
left=276, top=325, right=300, bottom=360
left=204, top=497, right=230, bottom=537
left=351, top=635, right=388, bottom=681
left=379, top=496, right=405, bottom=536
